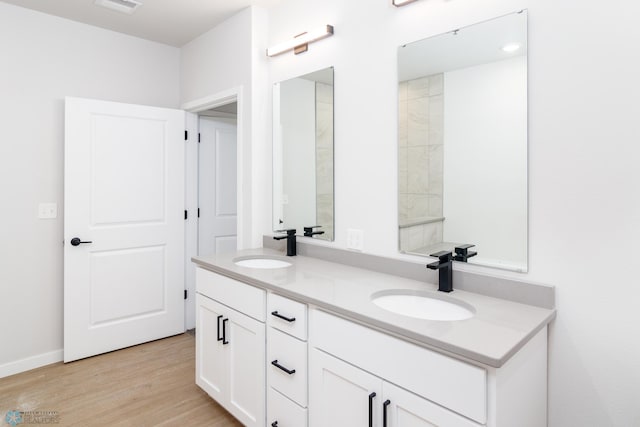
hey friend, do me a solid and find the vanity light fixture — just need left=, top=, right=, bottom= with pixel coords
left=94, top=0, right=142, bottom=14
left=393, top=0, right=419, bottom=7
left=501, top=43, right=521, bottom=53
left=266, top=25, right=334, bottom=57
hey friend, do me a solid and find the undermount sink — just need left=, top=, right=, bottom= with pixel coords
left=371, top=290, right=474, bottom=321
left=233, top=256, right=292, bottom=269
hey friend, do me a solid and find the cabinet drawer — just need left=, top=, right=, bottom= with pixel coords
left=267, top=327, right=308, bottom=407
left=196, top=267, right=265, bottom=321
left=268, top=387, right=307, bottom=427
left=309, top=308, right=487, bottom=424
left=267, top=293, right=307, bottom=340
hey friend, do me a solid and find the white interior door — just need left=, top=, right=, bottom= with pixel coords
left=198, top=117, right=237, bottom=255
left=64, top=97, right=185, bottom=362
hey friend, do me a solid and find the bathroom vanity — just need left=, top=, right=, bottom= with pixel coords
left=193, top=247, right=555, bottom=427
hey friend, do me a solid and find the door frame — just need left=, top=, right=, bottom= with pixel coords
left=182, top=86, right=244, bottom=329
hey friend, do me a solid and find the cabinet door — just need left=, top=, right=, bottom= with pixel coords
left=383, top=382, right=481, bottom=427
left=309, top=348, right=382, bottom=427
left=195, top=294, right=228, bottom=404
left=226, top=307, right=266, bottom=427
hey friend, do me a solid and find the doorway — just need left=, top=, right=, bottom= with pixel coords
left=184, top=91, right=242, bottom=330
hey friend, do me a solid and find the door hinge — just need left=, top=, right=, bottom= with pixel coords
left=184, top=130, right=188, bottom=141
left=184, top=290, right=188, bottom=300
left=184, top=210, right=188, bottom=220
left=198, top=133, right=201, bottom=143
left=197, top=208, right=200, bottom=218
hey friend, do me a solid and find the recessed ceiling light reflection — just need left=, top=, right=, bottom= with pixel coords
left=501, top=43, right=521, bottom=53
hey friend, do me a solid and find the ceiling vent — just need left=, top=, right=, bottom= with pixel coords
left=94, top=0, right=143, bottom=15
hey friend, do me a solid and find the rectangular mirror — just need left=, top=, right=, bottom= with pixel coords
left=397, top=11, right=527, bottom=272
left=273, top=67, right=334, bottom=241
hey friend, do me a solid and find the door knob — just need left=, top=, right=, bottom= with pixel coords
left=70, top=237, right=92, bottom=246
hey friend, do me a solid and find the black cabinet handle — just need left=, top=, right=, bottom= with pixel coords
left=271, top=359, right=296, bottom=375
left=271, top=311, right=296, bottom=322
left=383, top=399, right=391, bottom=427
left=216, top=315, right=223, bottom=341
left=222, top=318, right=229, bottom=345
left=70, top=237, right=92, bottom=246
left=368, top=392, right=376, bottom=427
left=271, top=422, right=278, bottom=427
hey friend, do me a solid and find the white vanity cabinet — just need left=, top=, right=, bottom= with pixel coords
left=309, top=308, right=548, bottom=427
left=195, top=268, right=266, bottom=427
left=193, top=262, right=550, bottom=427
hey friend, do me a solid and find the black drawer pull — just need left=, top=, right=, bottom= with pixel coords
left=222, top=318, right=229, bottom=345
left=271, top=359, right=296, bottom=375
left=216, top=315, right=223, bottom=341
left=383, top=399, right=391, bottom=427
left=368, top=392, right=376, bottom=427
left=271, top=422, right=278, bottom=427
left=271, top=311, right=296, bottom=322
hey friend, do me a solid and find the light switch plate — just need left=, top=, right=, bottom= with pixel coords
left=38, top=202, right=57, bottom=219
left=347, top=228, right=364, bottom=251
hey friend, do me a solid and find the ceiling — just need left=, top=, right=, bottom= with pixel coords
left=0, top=0, right=281, bottom=47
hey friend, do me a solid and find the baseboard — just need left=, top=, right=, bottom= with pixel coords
left=0, top=350, right=63, bottom=379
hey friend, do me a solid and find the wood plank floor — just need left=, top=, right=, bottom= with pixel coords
left=0, top=333, right=242, bottom=426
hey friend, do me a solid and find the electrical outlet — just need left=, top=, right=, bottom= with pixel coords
left=347, top=228, right=364, bottom=251
left=38, top=202, right=57, bottom=219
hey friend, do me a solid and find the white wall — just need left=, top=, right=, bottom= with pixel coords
left=264, top=0, right=640, bottom=425
left=443, top=56, right=527, bottom=270
left=180, top=9, right=252, bottom=104
left=0, top=3, right=180, bottom=373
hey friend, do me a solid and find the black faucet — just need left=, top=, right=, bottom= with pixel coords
left=427, top=251, right=454, bottom=292
left=454, top=244, right=477, bottom=262
left=303, top=225, right=325, bottom=237
left=427, top=244, right=477, bottom=292
left=274, top=229, right=297, bottom=256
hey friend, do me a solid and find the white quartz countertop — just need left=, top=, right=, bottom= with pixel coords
left=192, top=248, right=555, bottom=368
